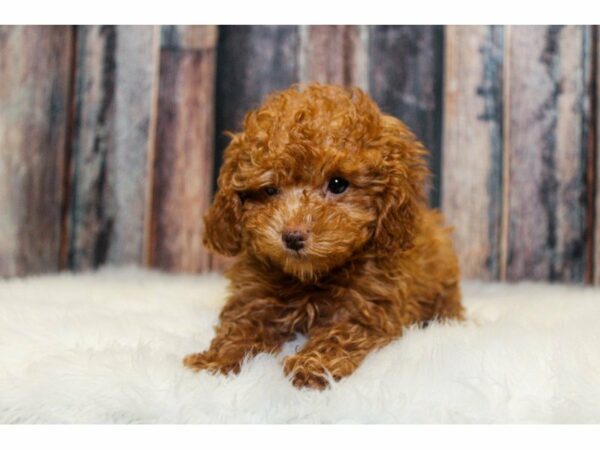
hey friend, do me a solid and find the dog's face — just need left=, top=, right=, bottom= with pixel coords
left=204, top=85, right=428, bottom=282
left=235, top=144, right=384, bottom=281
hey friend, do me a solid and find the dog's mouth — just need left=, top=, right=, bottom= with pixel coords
left=284, top=247, right=306, bottom=258
left=278, top=246, right=345, bottom=283
left=275, top=244, right=325, bottom=282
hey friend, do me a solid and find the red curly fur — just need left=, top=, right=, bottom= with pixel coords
left=184, top=84, right=464, bottom=389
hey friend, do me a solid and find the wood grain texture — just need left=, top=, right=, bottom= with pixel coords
left=594, top=26, right=600, bottom=285
left=0, top=26, right=73, bottom=277
left=214, top=25, right=299, bottom=175
left=442, top=26, right=504, bottom=281
left=506, top=26, right=593, bottom=282
left=2, top=24, right=599, bottom=283
left=67, top=26, right=160, bottom=270
left=298, top=25, right=368, bottom=89
left=161, top=25, right=218, bottom=51
left=149, top=26, right=217, bottom=273
left=368, top=26, right=444, bottom=207
left=213, top=25, right=300, bottom=271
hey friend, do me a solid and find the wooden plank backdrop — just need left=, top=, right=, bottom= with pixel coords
left=150, top=25, right=217, bottom=272
left=369, top=26, right=444, bottom=207
left=0, top=25, right=598, bottom=285
left=0, top=26, right=73, bottom=277
left=596, top=27, right=600, bottom=285
left=67, top=25, right=160, bottom=270
left=298, top=25, right=369, bottom=89
left=505, top=26, right=593, bottom=282
left=442, top=26, right=504, bottom=281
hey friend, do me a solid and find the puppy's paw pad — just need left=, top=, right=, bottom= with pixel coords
left=291, top=371, right=329, bottom=390
left=283, top=355, right=330, bottom=390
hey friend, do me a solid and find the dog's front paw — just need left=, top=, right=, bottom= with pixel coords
left=283, top=354, right=330, bottom=390
left=183, top=351, right=242, bottom=375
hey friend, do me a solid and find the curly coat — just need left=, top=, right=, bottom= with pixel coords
left=184, top=84, right=464, bottom=389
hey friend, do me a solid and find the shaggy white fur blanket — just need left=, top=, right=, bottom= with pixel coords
left=0, top=267, right=599, bottom=424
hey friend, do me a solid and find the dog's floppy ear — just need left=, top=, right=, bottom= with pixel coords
left=203, top=187, right=242, bottom=256
left=374, top=182, right=419, bottom=252
left=372, top=117, right=429, bottom=252
left=203, top=134, right=245, bottom=256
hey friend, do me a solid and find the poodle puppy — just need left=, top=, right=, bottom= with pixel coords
left=184, top=84, right=463, bottom=389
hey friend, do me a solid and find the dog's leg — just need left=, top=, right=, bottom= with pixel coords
left=184, top=296, right=291, bottom=375
left=434, top=281, right=465, bottom=321
left=183, top=320, right=287, bottom=375
left=283, top=323, right=394, bottom=390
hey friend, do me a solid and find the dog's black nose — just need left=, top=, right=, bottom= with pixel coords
left=282, top=230, right=306, bottom=251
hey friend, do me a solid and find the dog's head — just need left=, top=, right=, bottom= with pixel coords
left=204, top=84, right=429, bottom=282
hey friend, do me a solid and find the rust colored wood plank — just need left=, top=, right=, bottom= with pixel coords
left=368, top=26, right=444, bottom=207
left=149, top=26, right=218, bottom=273
left=506, top=26, right=593, bottom=282
left=0, top=26, right=73, bottom=277
left=67, top=26, right=160, bottom=270
left=213, top=25, right=299, bottom=271
left=442, top=26, right=504, bottom=281
left=298, top=25, right=368, bottom=89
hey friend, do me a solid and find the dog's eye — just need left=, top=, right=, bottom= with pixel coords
left=327, top=177, right=349, bottom=194
left=263, top=186, right=279, bottom=197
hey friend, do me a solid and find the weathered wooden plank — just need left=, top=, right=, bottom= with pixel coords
left=506, top=26, right=592, bottom=282
left=149, top=25, right=218, bottom=273
left=213, top=25, right=299, bottom=271
left=161, top=25, right=217, bottom=51
left=0, top=26, right=73, bottom=277
left=214, top=25, right=299, bottom=174
left=594, top=26, right=600, bottom=285
left=368, top=26, right=444, bottom=207
left=67, top=25, right=160, bottom=270
left=298, top=25, right=368, bottom=89
left=442, top=26, right=504, bottom=281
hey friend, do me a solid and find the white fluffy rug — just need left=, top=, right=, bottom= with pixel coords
left=1, top=267, right=599, bottom=424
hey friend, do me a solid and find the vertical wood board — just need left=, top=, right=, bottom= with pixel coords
left=298, top=25, right=368, bottom=89
left=150, top=25, right=218, bottom=272
left=442, top=26, right=504, bottom=280
left=594, top=26, right=600, bottom=285
left=67, top=25, right=160, bottom=269
left=368, top=26, right=444, bottom=207
left=0, top=26, right=73, bottom=277
left=506, top=26, right=592, bottom=282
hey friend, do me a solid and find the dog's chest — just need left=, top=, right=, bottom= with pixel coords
left=274, top=284, right=345, bottom=334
